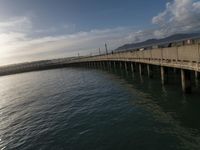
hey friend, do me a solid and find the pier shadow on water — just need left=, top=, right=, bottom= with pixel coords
left=109, top=66, right=200, bottom=125
left=93, top=65, right=200, bottom=149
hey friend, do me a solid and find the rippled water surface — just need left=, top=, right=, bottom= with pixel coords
left=1, top=67, right=200, bottom=150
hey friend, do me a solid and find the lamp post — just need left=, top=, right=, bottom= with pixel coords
left=105, top=43, right=108, bottom=55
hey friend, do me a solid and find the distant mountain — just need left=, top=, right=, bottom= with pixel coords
left=116, top=33, right=200, bottom=51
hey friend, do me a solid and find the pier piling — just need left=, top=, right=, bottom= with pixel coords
left=181, top=69, right=192, bottom=93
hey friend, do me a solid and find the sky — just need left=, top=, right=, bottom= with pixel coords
left=0, top=0, right=200, bottom=65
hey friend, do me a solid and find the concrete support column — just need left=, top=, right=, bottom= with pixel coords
left=131, top=63, right=135, bottom=79
left=195, top=71, right=199, bottom=87
left=131, top=62, right=136, bottom=72
left=139, top=63, right=143, bottom=76
left=90, top=62, right=92, bottom=68
left=173, top=68, right=177, bottom=73
left=195, top=71, right=200, bottom=80
left=92, top=62, right=94, bottom=68
left=181, top=69, right=192, bottom=93
left=195, top=71, right=200, bottom=79
left=95, top=62, right=98, bottom=68
left=120, top=62, right=122, bottom=69
left=131, top=62, right=134, bottom=72
left=102, top=61, right=105, bottom=69
left=92, top=62, right=95, bottom=68
left=89, top=62, right=91, bottom=68
left=106, top=62, right=108, bottom=69
left=147, top=64, right=153, bottom=78
left=106, top=61, right=109, bottom=69
left=109, top=61, right=112, bottom=69
left=124, top=62, right=128, bottom=71
left=96, top=62, right=98, bottom=68
left=114, top=61, right=116, bottom=69
left=88, top=62, right=90, bottom=67
left=89, top=62, right=92, bottom=68
left=161, top=66, right=167, bottom=85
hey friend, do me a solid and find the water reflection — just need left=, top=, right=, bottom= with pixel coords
left=107, top=68, right=200, bottom=149
left=111, top=67, right=200, bottom=130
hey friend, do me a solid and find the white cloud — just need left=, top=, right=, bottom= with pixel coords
left=193, top=1, right=200, bottom=11
left=152, top=0, right=200, bottom=37
left=0, top=17, right=32, bottom=33
left=0, top=17, right=138, bottom=65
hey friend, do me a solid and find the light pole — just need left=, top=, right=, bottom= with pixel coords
left=105, top=43, right=108, bottom=55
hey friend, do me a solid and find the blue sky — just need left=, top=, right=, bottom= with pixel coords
left=0, top=0, right=166, bottom=32
left=0, top=0, right=200, bottom=65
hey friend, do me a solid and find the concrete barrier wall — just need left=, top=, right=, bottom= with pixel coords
left=131, top=52, right=138, bottom=59
left=130, top=51, right=136, bottom=59
left=143, top=50, right=151, bottom=59
left=79, top=44, right=200, bottom=63
left=178, top=45, right=199, bottom=61
left=122, top=52, right=132, bottom=60
left=151, top=48, right=162, bottom=59
left=162, top=47, right=177, bottom=60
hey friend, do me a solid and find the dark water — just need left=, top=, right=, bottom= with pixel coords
left=1, top=67, right=200, bottom=150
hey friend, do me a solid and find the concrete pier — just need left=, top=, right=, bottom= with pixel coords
left=0, top=42, right=200, bottom=94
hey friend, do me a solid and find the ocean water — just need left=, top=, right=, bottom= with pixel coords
left=0, top=67, right=200, bottom=150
